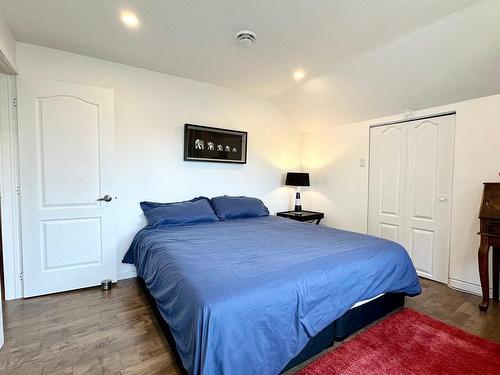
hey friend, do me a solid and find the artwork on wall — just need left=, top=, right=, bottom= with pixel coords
left=184, top=124, right=247, bottom=164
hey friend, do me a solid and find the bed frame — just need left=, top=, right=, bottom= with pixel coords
left=139, top=278, right=405, bottom=373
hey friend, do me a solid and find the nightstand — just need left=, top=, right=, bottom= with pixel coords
left=276, top=210, right=324, bottom=225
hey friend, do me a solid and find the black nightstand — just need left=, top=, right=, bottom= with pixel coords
left=276, top=210, right=324, bottom=225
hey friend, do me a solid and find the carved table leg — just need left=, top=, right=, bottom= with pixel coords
left=478, top=237, right=490, bottom=311
left=493, top=247, right=499, bottom=301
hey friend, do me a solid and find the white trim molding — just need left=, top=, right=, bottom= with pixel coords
left=0, top=74, right=22, bottom=300
left=448, top=278, right=492, bottom=299
left=118, top=269, right=137, bottom=281
left=0, top=49, right=16, bottom=75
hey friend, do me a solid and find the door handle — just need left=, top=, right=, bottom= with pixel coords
left=97, top=194, right=113, bottom=202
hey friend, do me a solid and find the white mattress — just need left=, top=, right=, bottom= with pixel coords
left=351, top=293, right=385, bottom=309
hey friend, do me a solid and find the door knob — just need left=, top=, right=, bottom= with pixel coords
left=97, top=194, right=113, bottom=202
left=439, top=194, right=448, bottom=201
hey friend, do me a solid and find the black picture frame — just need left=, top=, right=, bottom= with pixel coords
left=183, top=124, right=248, bottom=164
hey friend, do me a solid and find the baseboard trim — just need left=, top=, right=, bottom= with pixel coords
left=118, top=269, right=137, bottom=281
left=448, top=278, right=492, bottom=298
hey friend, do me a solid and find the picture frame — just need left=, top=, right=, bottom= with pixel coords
left=183, top=124, right=248, bottom=164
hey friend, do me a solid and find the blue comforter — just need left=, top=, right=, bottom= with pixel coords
left=123, top=216, right=421, bottom=375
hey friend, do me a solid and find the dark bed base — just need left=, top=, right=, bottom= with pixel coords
left=281, top=293, right=405, bottom=372
left=138, top=278, right=405, bottom=374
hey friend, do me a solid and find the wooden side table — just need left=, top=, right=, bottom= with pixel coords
left=276, top=210, right=324, bottom=225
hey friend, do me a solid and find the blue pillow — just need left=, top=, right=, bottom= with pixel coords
left=211, top=196, right=269, bottom=220
left=140, top=197, right=219, bottom=227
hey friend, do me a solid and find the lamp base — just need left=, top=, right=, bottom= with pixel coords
left=294, top=191, right=302, bottom=213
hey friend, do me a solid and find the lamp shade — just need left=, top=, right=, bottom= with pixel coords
left=285, top=172, right=310, bottom=187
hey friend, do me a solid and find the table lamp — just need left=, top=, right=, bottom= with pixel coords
left=285, top=172, right=310, bottom=213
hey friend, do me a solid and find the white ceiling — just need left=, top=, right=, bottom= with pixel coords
left=272, top=0, right=500, bottom=128
left=0, top=0, right=477, bottom=97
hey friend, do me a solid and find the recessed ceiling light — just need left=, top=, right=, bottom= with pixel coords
left=121, top=10, right=140, bottom=28
left=293, top=69, right=306, bottom=81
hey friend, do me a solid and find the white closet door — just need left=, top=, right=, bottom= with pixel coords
left=404, top=116, right=454, bottom=283
left=368, top=115, right=454, bottom=283
left=18, top=76, right=117, bottom=297
left=368, top=124, right=408, bottom=244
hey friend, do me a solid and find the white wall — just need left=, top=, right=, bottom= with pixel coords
left=15, top=42, right=300, bottom=280
left=301, top=94, right=500, bottom=296
left=0, top=7, right=16, bottom=72
left=13, top=42, right=500, bottom=295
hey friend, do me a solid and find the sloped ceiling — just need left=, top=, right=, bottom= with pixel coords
left=0, top=0, right=476, bottom=98
left=271, top=0, right=500, bottom=129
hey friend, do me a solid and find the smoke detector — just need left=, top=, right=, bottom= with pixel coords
left=235, top=30, right=257, bottom=47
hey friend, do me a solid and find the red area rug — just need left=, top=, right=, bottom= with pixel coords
left=297, top=308, right=500, bottom=375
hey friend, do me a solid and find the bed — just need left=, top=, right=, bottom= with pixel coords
left=123, top=215, right=421, bottom=375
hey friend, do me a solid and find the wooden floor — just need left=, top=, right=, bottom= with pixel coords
left=0, top=277, right=498, bottom=374
left=0, top=279, right=183, bottom=375
left=407, top=278, right=500, bottom=343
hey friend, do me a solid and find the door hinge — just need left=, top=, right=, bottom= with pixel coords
left=12, top=97, right=17, bottom=108
left=19, top=272, right=23, bottom=281
left=16, top=185, right=20, bottom=196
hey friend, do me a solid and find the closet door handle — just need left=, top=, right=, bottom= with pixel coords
left=97, top=194, right=113, bottom=202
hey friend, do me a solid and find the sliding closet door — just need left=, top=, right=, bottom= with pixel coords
left=404, top=116, right=454, bottom=283
left=368, top=115, right=454, bottom=283
left=368, top=124, right=408, bottom=245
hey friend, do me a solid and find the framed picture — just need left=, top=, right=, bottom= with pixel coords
left=184, top=124, right=247, bottom=164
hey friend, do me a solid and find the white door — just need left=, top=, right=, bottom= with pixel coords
left=368, top=124, right=408, bottom=244
left=18, top=76, right=116, bottom=297
left=404, top=116, right=454, bottom=282
left=368, top=115, right=455, bottom=283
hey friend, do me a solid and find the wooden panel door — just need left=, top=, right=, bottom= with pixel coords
left=368, top=124, right=408, bottom=245
left=17, top=76, right=116, bottom=297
